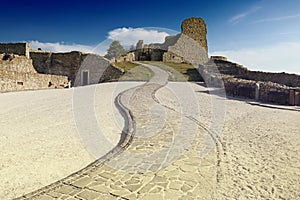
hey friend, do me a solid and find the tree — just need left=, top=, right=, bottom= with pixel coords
left=104, top=40, right=127, bottom=59
left=129, top=44, right=136, bottom=51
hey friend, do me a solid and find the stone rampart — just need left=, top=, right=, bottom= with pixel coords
left=0, top=54, right=68, bottom=92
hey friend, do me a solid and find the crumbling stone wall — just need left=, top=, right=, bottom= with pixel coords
left=134, top=48, right=166, bottom=61
left=166, top=34, right=208, bottom=65
left=163, top=52, right=184, bottom=63
left=245, top=72, right=300, bottom=88
left=0, top=43, right=30, bottom=58
left=211, top=56, right=227, bottom=61
left=0, top=54, right=68, bottom=92
left=181, top=17, right=208, bottom=53
left=136, top=40, right=144, bottom=50
left=209, top=58, right=300, bottom=87
left=131, top=17, right=209, bottom=65
left=114, top=52, right=135, bottom=63
left=30, top=51, right=82, bottom=84
left=200, top=59, right=300, bottom=105
left=30, top=51, right=122, bottom=86
left=222, top=77, right=294, bottom=105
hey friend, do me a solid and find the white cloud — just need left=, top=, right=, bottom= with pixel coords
left=229, top=6, right=262, bottom=24
left=210, top=42, right=300, bottom=75
left=107, top=27, right=170, bottom=46
left=29, top=28, right=171, bottom=56
left=253, top=13, right=300, bottom=23
left=29, top=41, right=101, bottom=54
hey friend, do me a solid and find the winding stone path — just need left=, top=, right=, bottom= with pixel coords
left=16, top=63, right=222, bottom=200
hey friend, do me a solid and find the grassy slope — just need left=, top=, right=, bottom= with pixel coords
left=113, top=62, right=154, bottom=81
left=142, top=61, right=203, bottom=82
left=112, top=61, right=203, bottom=82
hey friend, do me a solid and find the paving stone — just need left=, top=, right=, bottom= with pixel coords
left=99, top=172, right=114, bottom=179
left=169, top=181, right=182, bottom=190
left=35, top=195, right=53, bottom=200
left=180, top=164, right=198, bottom=172
left=123, top=183, right=143, bottom=192
left=46, top=190, right=62, bottom=198
left=151, top=175, right=167, bottom=183
left=56, top=184, right=77, bottom=195
left=76, top=189, right=100, bottom=199
left=164, top=190, right=184, bottom=199
left=57, top=194, right=70, bottom=200
left=149, top=186, right=163, bottom=193
left=139, top=193, right=164, bottom=200
left=88, top=184, right=109, bottom=194
left=123, top=193, right=138, bottom=200
left=65, top=197, right=78, bottom=200
left=72, top=176, right=93, bottom=188
left=181, top=183, right=193, bottom=192
left=138, top=184, right=155, bottom=194
left=109, top=189, right=131, bottom=197
left=164, top=169, right=180, bottom=177
left=125, top=178, right=140, bottom=185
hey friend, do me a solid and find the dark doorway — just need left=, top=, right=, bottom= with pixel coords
left=82, top=71, right=89, bottom=86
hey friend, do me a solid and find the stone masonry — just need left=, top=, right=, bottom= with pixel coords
left=0, top=54, right=68, bottom=92
left=0, top=43, right=123, bottom=92
left=125, top=17, right=209, bottom=65
left=201, top=57, right=300, bottom=105
left=30, top=51, right=122, bottom=87
left=181, top=17, right=208, bottom=53
left=0, top=43, right=30, bottom=58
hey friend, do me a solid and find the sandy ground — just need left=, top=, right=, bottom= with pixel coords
left=157, top=82, right=300, bottom=199
left=1, top=81, right=299, bottom=199
left=0, top=82, right=143, bottom=199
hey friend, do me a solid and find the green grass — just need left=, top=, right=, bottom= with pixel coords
left=111, top=61, right=203, bottom=82
left=113, top=62, right=154, bottom=81
left=142, top=61, right=203, bottom=82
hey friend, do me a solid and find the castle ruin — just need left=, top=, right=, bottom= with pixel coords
left=127, top=17, right=209, bottom=65
left=0, top=17, right=300, bottom=106
left=0, top=43, right=122, bottom=92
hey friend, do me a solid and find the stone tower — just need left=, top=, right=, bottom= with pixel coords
left=181, top=17, right=208, bottom=53
left=136, top=40, right=144, bottom=50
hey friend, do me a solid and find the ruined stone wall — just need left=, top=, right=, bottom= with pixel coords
left=30, top=51, right=82, bottom=84
left=163, top=52, right=184, bottom=63
left=211, top=56, right=227, bottom=61
left=210, top=59, right=300, bottom=88
left=0, top=54, right=68, bottom=92
left=136, top=40, right=144, bottom=50
left=245, top=72, right=300, bottom=88
left=167, top=34, right=208, bottom=65
left=131, top=17, right=209, bottom=64
left=181, top=17, right=208, bottom=53
left=0, top=43, right=30, bottom=58
left=222, top=77, right=294, bottom=105
left=0, top=70, right=68, bottom=92
left=135, top=48, right=166, bottom=61
left=114, top=52, right=135, bottom=63
left=0, top=54, right=35, bottom=73
left=30, top=51, right=122, bottom=86
left=199, top=65, right=300, bottom=105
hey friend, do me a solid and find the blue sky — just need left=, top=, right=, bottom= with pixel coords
left=1, top=0, right=300, bottom=74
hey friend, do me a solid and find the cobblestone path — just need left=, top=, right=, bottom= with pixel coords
left=16, top=64, right=222, bottom=200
